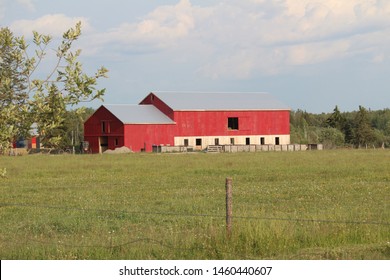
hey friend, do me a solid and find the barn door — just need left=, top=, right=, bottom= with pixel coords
left=99, top=136, right=108, bottom=153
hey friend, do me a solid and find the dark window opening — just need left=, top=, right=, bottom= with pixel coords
left=101, top=121, right=110, bottom=133
left=228, top=117, right=239, bottom=130
left=196, top=138, right=202, bottom=146
left=275, top=137, right=280, bottom=145
left=115, top=138, right=119, bottom=146
left=214, top=138, right=219, bottom=145
left=246, top=137, right=250, bottom=145
left=260, top=137, right=265, bottom=145
left=230, top=138, right=235, bottom=145
left=184, top=139, right=189, bottom=146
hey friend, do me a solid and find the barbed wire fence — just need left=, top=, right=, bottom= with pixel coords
left=1, top=202, right=388, bottom=227
left=1, top=177, right=389, bottom=258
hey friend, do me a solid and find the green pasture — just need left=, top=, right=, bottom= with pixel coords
left=0, top=150, right=389, bottom=259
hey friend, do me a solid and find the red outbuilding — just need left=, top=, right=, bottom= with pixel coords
left=84, top=91, right=290, bottom=153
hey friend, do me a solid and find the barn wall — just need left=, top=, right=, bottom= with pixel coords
left=174, top=135, right=290, bottom=150
left=124, top=124, right=176, bottom=152
left=173, top=110, right=290, bottom=136
left=84, top=106, right=125, bottom=153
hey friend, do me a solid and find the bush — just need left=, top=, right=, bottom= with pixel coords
left=319, top=127, right=345, bottom=149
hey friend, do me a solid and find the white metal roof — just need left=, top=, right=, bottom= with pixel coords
left=148, top=91, right=290, bottom=111
left=103, top=104, right=175, bottom=124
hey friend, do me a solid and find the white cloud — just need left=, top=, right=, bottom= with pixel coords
left=287, top=40, right=351, bottom=66
left=10, top=14, right=91, bottom=38
left=90, top=0, right=200, bottom=52
left=200, top=50, right=257, bottom=80
left=192, top=0, right=390, bottom=78
left=24, top=0, right=389, bottom=80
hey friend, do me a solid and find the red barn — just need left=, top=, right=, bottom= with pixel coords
left=84, top=91, right=290, bottom=153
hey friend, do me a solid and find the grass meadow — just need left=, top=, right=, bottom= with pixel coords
left=0, top=150, right=389, bottom=260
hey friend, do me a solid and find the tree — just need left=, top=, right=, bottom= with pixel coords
left=353, top=106, right=375, bottom=147
left=319, top=127, right=345, bottom=148
left=32, top=84, right=67, bottom=148
left=0, top=22, right=108, bottom=153
left=326, top=105, right=345, bottom=130
left=62, top=107, right=95, bottom=150
left=342, top=118, right=355, bottom=145
left=0, top=28, right=31, bottom=152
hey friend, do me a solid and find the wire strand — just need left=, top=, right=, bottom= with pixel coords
left=1, top=202, right=389, bottom=226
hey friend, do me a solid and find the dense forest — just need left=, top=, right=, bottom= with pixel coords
left=56, top=105, right=390, bottom=150
left=291, top=106, right=390, bottom=148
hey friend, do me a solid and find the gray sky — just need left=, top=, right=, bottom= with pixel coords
left=2, top=0, right=390, bottom=113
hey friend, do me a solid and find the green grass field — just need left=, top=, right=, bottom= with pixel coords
left=0, top=150, right=389, bottom=259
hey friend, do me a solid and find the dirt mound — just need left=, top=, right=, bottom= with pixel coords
left=103, top=146, right=133, bottom=154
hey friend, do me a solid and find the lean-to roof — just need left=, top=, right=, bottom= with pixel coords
left=103, top=104, right=175, bottom=124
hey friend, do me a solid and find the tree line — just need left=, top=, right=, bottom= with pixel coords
left=291, top=106, right=390, bottom=148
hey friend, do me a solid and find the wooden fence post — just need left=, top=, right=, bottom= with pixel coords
left=226, top=177, right=233, bottom=238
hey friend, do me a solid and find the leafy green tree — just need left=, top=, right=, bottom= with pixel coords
left=342, top=118, right=355, bottom=145
left=32, top=84, right=67, bottom=148
left=0, top=28, right=31, bottom=152
left=319, top=127, right=345, bottom=148
left=290, top=110, right=328, bottom=144
left=353, top=106, right=375, bottom=147
left=290, top=110, right=310, bottom=143
left=0, top=22, right=108, bottom=153
left=62, top=107, right=95, bottom=150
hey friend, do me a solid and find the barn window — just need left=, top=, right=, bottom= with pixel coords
left=230, top=138, right=235, bottom=145
left=228, top=117, right=239, bottom=130
left=196, top=138, right=202, bottom=146
left=184, top=139, right=189, bottom=146
left=101, top=121, right=110, bottom=133
left=214, top=138, right=219, bottom=145
left=275, top=137, right=280, bottom=145
left=115, top=138, right=119, bottom=146
left=260, top=137, right=265, bottom=145
left=246, top=138, right=250, bottom=145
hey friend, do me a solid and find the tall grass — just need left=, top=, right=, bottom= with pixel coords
left=0, top=150, right=389, bottom=259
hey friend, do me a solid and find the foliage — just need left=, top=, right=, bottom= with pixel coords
left=0, top=23, right=108, bottom=153
left=291, top=106, right=390, bottom=148
left=0, top=28, right=31, bottom=151
left=318, top=127, right=345, bottom=149
left=353, top=106, right=376, bottom=147
left=62, top=107, right=95, bottom=150
left=326, top=105, right=345, bottom=131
